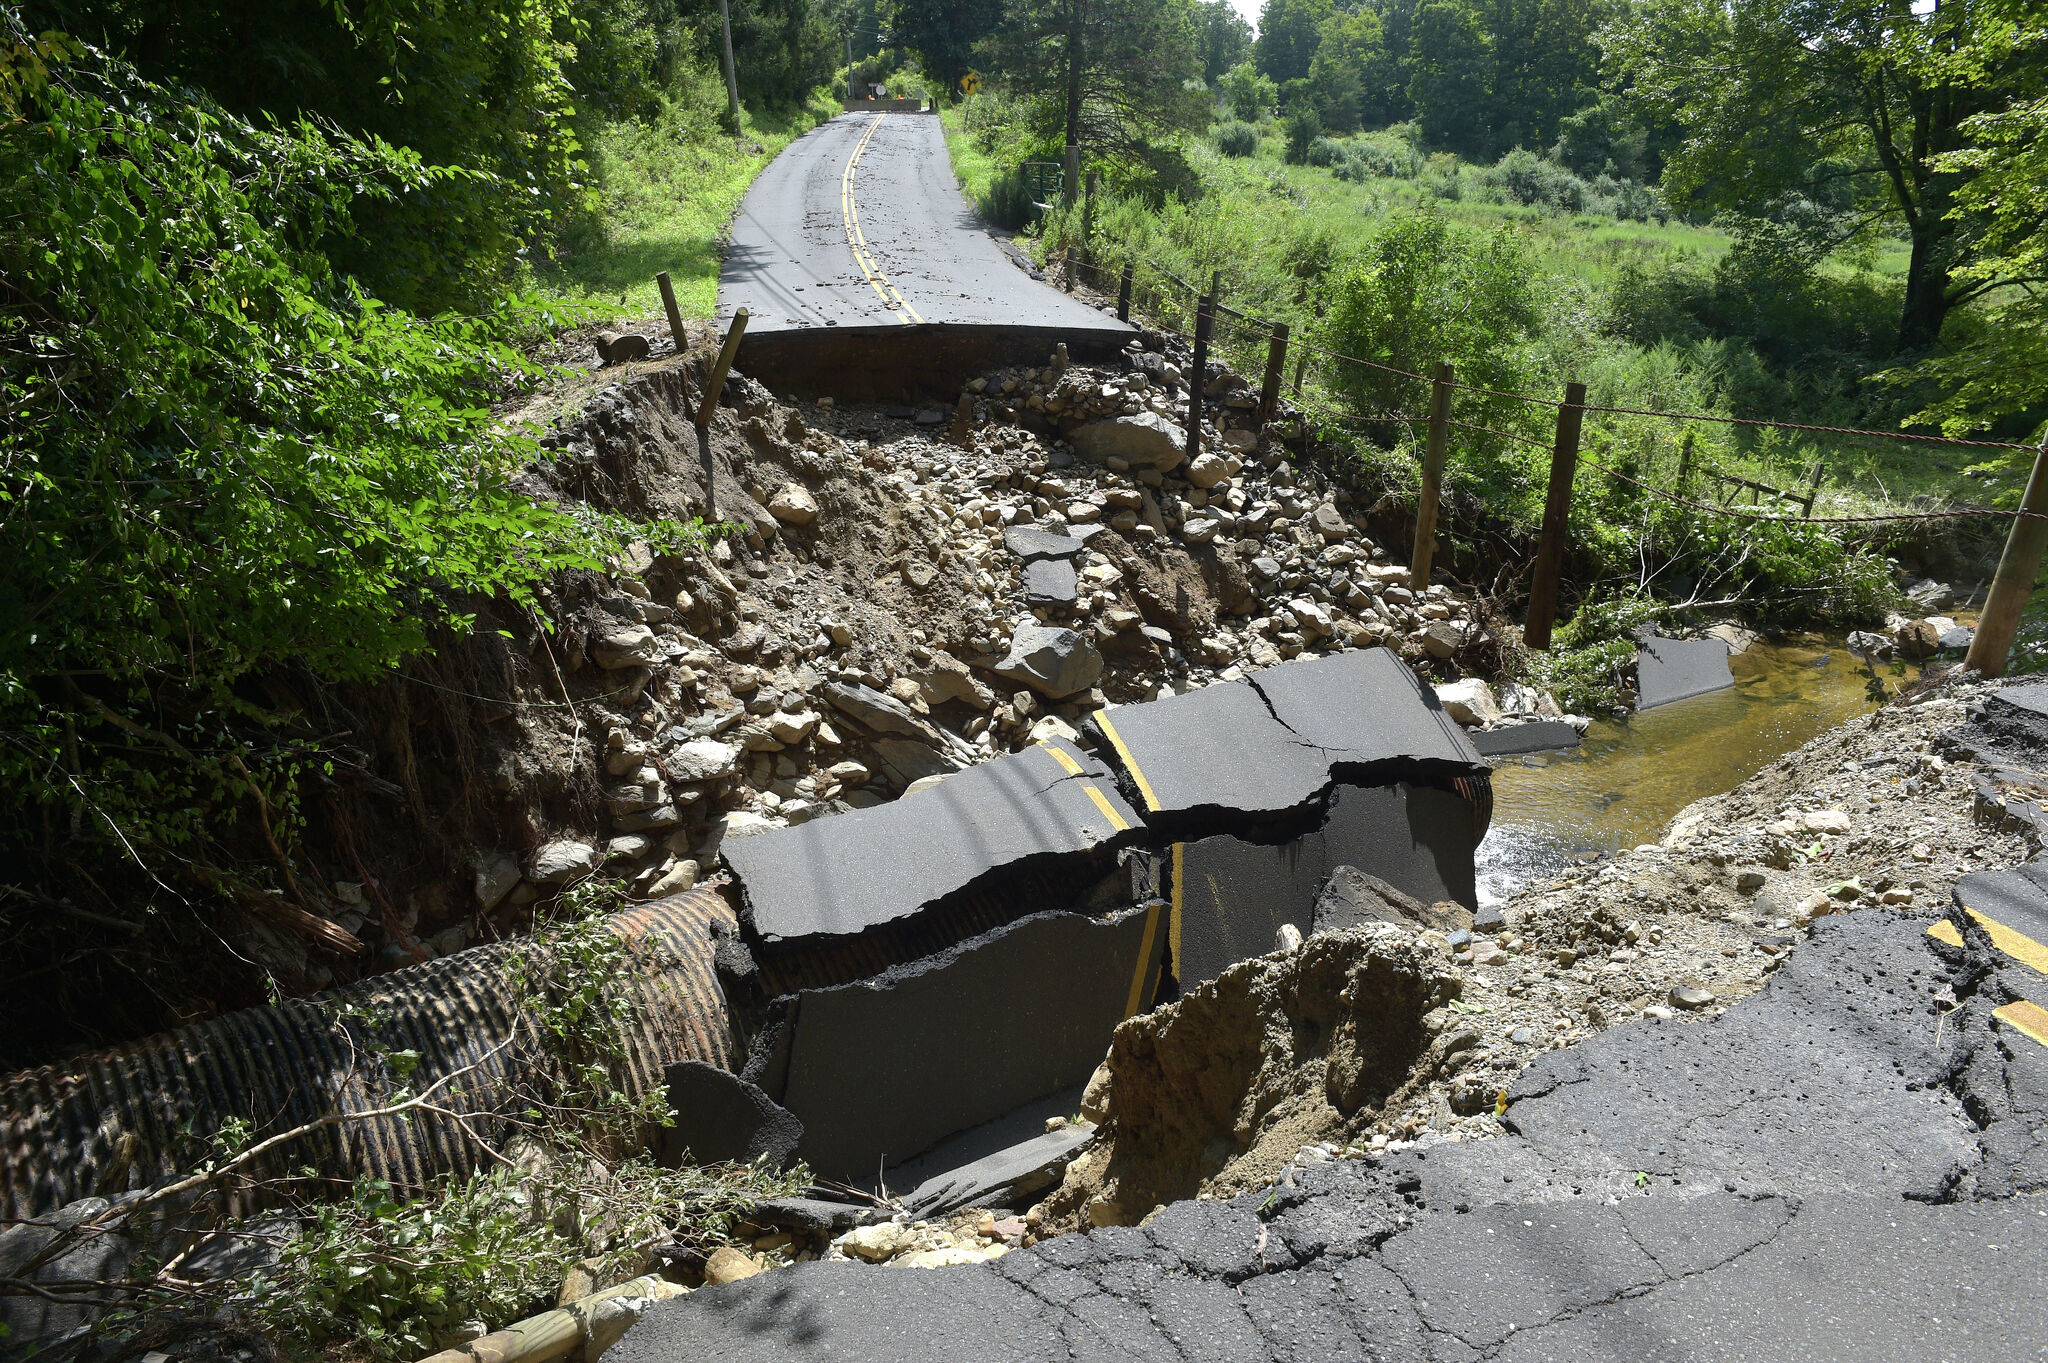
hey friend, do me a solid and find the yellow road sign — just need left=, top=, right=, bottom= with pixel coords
left=960, top=71, right=981, bottom=95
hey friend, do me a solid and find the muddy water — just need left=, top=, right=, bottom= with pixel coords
left=1476, top=639, right=1903, bottom=905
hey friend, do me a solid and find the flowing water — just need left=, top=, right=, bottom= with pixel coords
left=1475, top=638, right=1910, bottom=905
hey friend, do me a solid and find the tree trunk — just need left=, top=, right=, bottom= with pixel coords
left=1896, top=218, right=1953, bottom=353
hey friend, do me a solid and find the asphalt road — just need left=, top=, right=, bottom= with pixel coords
left=612, top=904, right=2048, bottom=1361
left=719, top=113, right=1130, bottom=336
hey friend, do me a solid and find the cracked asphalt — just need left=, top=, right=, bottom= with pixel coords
left=612, top=906, right=2048, bottom=1359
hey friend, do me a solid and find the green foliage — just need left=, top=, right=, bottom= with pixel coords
left=1283, top=104, right=1322, bottom=164
left=0, top=24, right=700, bottom=935
left=1880, top=0, right=2048, bottom=439
left=1254, top=0, right=1332, bottom=84
left=1214, top=119, right=1261, bottom=157
left=1220, top=59, right=1277, bottom=122
left=541, top=72, right=837, bottom=318
left=976, top=0, right=1208, bottom=177
left=1314, top=212, right=1545, bottom=473
left=1196, top=0, right=1253, bottom=85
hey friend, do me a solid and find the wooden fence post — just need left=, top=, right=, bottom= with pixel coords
left=1116, top=262, right=1134, bottom=322
left=1408, top=364, right=1455, bottom=591
left=1082, top=169, right=1099, bottom=270
left=1801, top=463, right=1826, bottom=517
left=1676, top=431, right=1695, bottom=488
left=655, top=271, right=687, bottom=352
left=1292, top=351, right=1307, bottom=396
left=696, top=309, right=750, bottom=429
left=1966, top=433, right=2048, bottom=678
left=1186, top=293, right=1213, bottom=462
left=1524, top=380, right=1588, bottom=650
left=1258, top=323, right=1289, bottom=429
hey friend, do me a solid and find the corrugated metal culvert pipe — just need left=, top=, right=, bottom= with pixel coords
left=0, top=889, right=739, bottom=1221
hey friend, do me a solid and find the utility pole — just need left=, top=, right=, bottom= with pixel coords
left=1062, top=0, right=1086, bottom=200
left=717, top=0, right=741, bottom=127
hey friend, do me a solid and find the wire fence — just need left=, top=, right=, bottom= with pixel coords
left=1053, top=244, right=2047, bottom=527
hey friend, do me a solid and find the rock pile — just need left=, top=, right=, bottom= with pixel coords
left=437, top=342, right=1505, bottom=929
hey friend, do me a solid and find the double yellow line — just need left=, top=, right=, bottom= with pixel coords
left=841, top=115, right=923, bottom=325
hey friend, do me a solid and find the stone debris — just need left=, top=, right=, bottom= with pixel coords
left=397, top=337, right=1513, bottom=972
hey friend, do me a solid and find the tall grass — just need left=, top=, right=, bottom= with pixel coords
left=537, top=71, right=839, bottom=319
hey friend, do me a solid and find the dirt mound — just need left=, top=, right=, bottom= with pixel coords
left=1036, top=927, right=1464, bottom=1230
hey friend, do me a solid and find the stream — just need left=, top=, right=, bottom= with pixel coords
left=1475, top=637, right=1910, bottom=905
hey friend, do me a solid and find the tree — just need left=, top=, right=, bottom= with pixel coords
left=1196, top=0, right=1251, bottom=84
left=1307, top=6, right=1395, bottom=132
left=1603, top=0, right=2009, bottom=354
left=1407, top=0, right=1493, bottom=154
left=1885, top=0, right=2048, bottom=432
left=893, top=0, right=1006, bottom=91
left=1221, top=57, right=1277, bottom=120
left=1254, top=0, right=1331, bottom=84
left=983, top=0, right=1205, bottom=175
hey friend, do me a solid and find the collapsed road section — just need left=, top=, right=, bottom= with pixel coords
left=0, top=646, right=1486, bottom=1223
left=713, top=645, right=1489, bottom=1185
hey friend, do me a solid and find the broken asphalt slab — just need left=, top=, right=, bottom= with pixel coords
left=745, top=903, right=1167, bottom=1182
left=1172, top=783, right=1483, bottom=987
left=1635, top=633, right=1735, bottom=709
left=724, top=737, right=1141, bottom=943
left=1084, top=648, right=1484, bottom=831
left=608, top=907, right=2048, bottom=1360
left=1472, top=719, right=1584, bottom=757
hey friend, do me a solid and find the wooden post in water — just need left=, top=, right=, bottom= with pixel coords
left=1524, top=380, right=1588, bottom=650
left=1186, top=293, right=1213, bottom=462
left=1258, top=323, right=1289, bottom=429
left=696, top=309, right=749, bottom=428
left=1967, top=434, right=2048, bottom=678
left=1408, top=364, right=1455, bottom=591
left=655, top=271, right=687, bottom=352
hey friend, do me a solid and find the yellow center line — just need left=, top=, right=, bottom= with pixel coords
left=1926, top=907, right=2048, bottom=977
left=1038, top=742, right=1130, bottom=831
left=1092, top=712, right=1161, bottom=812
left=1124, top=900, right=1162, bottom=1019
left=839, top=114, right=923, bottom=326
left=1995, top=998, right=2048, bottom=1049
left=1170, top=841, right=1184, bottom=977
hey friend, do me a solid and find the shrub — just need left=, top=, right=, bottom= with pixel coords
left=1283, top=106, right=1322, bottom=164
left=1215, top=120, right=1260, bottom=157
left=1220, top=61, right=1277, bottom=122
left=1480, top=148, right=1591, bottom=212
left=0, top=29, right=692, bottom=922
left=1305, top=135, right=1346, bottom=167
left=1314, top=212, right=1545, bottom=507
left=982, top=168, right=1041, bottom=229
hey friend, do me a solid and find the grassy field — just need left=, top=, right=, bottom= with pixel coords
left=537, top=86, right=839, bottom=320
left=951, top=116, right=1990, bottom=520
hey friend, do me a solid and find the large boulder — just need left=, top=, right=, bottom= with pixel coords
left=1434, top=678, right=1501, bottom=726
left=767, top=483, right=819, bottom=526
left=992, top=625, right=1104, bottom=699
left=1068, top=413, right=1187, bottom=471
left=591, top=624, right=661, bottom=669
left=529, top=839, right=600, bottom=885
left=668, top=737, right=742, bottom=783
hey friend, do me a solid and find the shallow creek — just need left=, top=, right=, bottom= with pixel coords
left=1476, top=638, right=1911, bottom=905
